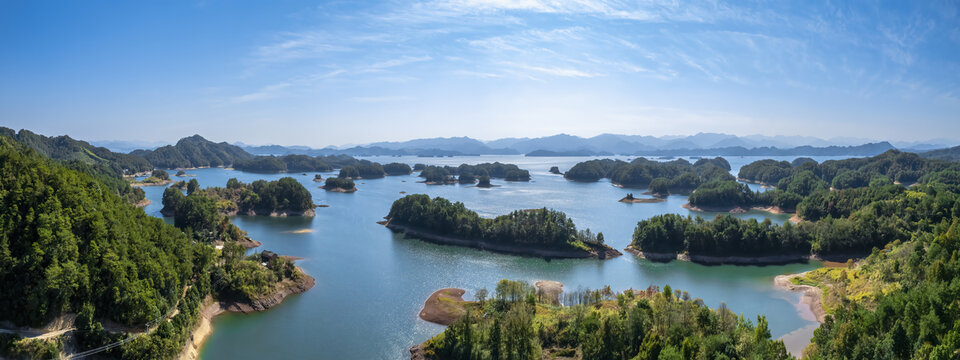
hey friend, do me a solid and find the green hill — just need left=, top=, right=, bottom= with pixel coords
left=131, top=134, right=252, bottom=169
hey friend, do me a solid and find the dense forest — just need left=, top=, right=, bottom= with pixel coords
left=0, top=138, right=306, bottom=359
left=564, top=157, right=731, bottom=194
left=130, top=135, right=253, bottom=169
left=387, top=195, right=609, bottom=253
left=339, top=160, right=386, bottom=179
left=162, top=177, right=314, bottom=216
left=0, top=127, right=151, bottom=204
left=798, top=221, right=960, bottom=359
left=418, top=163, right=532, bottom=184
left=920, top=144, right=960, bottom=162
left=690, top=150, right=960, bottom=212
left=0, top=137, right=198, bottom=327
left=420, top=279, right=791, bottom=360
left=738, top=150, right=960, bottom=188
left=634, top=168, right=960, bottom=258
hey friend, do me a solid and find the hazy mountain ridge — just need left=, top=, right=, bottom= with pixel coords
left=238, top=133, right=937, bottom=157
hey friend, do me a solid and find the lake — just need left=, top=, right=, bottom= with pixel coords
left=138, top=155, right=855, bottom=359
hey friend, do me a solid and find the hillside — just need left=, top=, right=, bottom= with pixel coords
left=921, top=145, right=960, bottom=162
left=0, top=127, right=152, bottom=204
left=0, top=127, right=152, bottom=174
left=131, top=135, right=252, bottom=169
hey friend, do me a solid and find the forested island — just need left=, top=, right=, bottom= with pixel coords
left=322, top=177, right=357, bottom=192
left=417, top=163, right=531, bottom=184
left=412, top=279, right=791, bottom=360
left=162, top=177, right=315, bottom=217
left=385, top=195, right=620, bottom=259
left=0, top=137, right=312, bottom=359
left=564, top=157, right=732, bottom=194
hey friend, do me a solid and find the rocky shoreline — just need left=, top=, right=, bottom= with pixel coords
left=682, top=202, right=790, bottom=215
left=385, top=223, right=622, bottom=260
left=624, top=245, right=815, bottom=265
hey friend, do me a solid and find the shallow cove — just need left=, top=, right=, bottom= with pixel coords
left=138, top=155, right=857, bottom=359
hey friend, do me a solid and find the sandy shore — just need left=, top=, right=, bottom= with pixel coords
left=418, top=288, right=468, bottom=326
left=774, top=271, right=826, bottom=323
left=177, top=270, right=315, bottom=360
left=177, top=297, right=222, bottom=360
left=135, top=199, right=152, bottom=208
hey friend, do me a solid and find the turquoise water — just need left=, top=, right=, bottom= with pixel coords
left=138, top=155, right=852, bottom=359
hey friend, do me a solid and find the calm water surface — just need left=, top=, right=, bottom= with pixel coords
left=139, top=155, right=854, bottom=359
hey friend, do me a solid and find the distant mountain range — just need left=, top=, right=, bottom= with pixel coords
left=235, top=133, right=956, bottom=158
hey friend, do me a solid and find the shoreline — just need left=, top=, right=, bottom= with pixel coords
left=773, top=271, right=826, bottom=323
left=682, top=202, right=791, bottom=215
left=129, top=179, right=174, bottom=187
left=737, top=177, right=776, bottom=188
left=624, top=245, right=816, bottom=265
left=619, top=196, right=665, bottom=204
left=177, top=269, right=315, bottom=360
left=322, top=186, right=357, bottom=193
left=385, top=222, right=621, bottom=260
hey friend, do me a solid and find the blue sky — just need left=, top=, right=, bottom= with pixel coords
left=1, top=0, right=959, bottom=146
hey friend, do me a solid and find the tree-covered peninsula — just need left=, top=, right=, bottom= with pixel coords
left=0, top=138, right=312, bottom=359
left=162, top=177, right=314, bottom=217
left=385, top=195, right=620, bottom=259
left=414, top=279, right=791, bottom=360
left=564, top=157, right=732, bottom=194
left=783, top=221, right=960, bottom=359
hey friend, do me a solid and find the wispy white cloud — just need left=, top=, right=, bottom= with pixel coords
left=361, top=55, right=433, bottom=72
left=350, top=95, right=415, bottom=102
left=231, top=82, right=292, bottom=103
left=501, top=61, right=598, bottom=78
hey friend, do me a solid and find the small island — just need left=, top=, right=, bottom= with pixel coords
left=128, top=169, right=174, bottom=186
left=619, top=193, right=665, bottom=203
left=322, top=177, right=357, bottom=192
left=384, top=195, right=620, bottom=259
left=548, top=166, right=561, bottom=174
left=312, top=174, right=323, bottom=182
